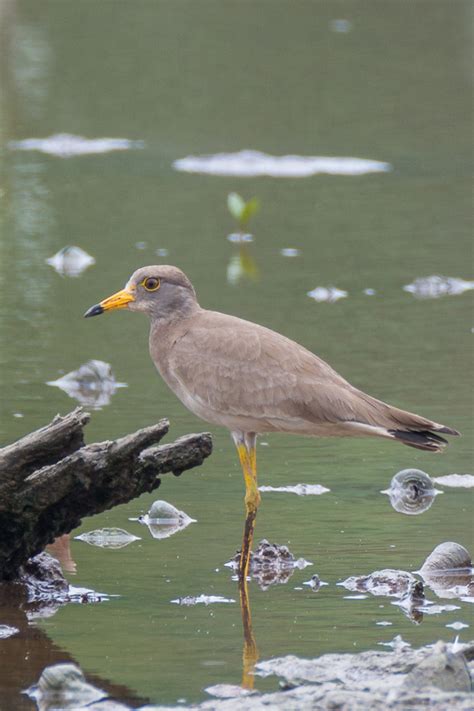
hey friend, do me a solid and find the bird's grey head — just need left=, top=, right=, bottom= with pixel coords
left=84, top=265, right=198, bottom=322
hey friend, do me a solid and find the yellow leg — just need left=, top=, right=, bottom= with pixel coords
left=234, top=433, right=260, bottom=581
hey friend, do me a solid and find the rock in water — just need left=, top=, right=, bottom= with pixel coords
left=130, top=500, right=196, bottom=540
left=402, top=641, right=472, bottom=693
left=420, top=542, right=472, bottom=575
left=340, top=569, right=417, bottom=598
left=47, top=359, right=127, bottom=408
left=75, top=528, right=141, bottom=549
left=46, top=246, right=95, bottom=277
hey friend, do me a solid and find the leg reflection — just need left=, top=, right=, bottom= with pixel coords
left=239, top=517, right=259, bottom=690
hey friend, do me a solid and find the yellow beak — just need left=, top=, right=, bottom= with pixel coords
left=84, top=288, right=135, bottom=318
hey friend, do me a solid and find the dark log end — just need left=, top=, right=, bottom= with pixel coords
left=0, top=412, right=212, bottom=581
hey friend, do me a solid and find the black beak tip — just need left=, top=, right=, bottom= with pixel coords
left=84, top=304, right=104, bottom=318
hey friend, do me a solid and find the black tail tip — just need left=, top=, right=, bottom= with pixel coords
left=436, top=426, right=461, bottom=436
left=389, top=429, right=449, bottom=452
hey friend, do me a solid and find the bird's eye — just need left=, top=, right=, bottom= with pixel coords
left=142, top=277, right=160, bottom=292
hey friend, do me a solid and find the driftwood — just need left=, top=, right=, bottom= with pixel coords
left=0, top=408, right=212, bottom=581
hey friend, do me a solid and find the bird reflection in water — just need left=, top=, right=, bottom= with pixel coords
left=46, top=534, right=76, bottom=574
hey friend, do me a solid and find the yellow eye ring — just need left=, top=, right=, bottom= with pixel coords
left=142, top=277, right=161, bottom=292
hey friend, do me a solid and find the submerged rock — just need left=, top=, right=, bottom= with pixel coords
left=402, top=641, right=472, bottom=693
left=130, top=500, right=196, bottom=540
left=302, top=574, right=328, bottom=591
left=205, top=684, right=256, bottom=698
left=420, top=542, right=472, bottom=575
left=47, top=359, right=127, bottom=409
left=395, top=581, right=426, bottom=624
left=340, top=569, right=417, bottom=598
left=403, top=275, right=474, bottom=299
left=19, top=552, right=69, bottom=601
left=46, top=246, right=95, bottom=277
left=447, top=622, right=470, bottom=631
left=6, top=553, right=110, bottom=620
left=25, top=662, right=130, bottom=710
left=307, top=286, right=348, bottom=303
left=381, top=468, right=441, bottom=515
left=226, top=540, right=312, bottom=591
left=378, top=635, right=412, bottom=651
left=418, top=542, right=473, bottom=600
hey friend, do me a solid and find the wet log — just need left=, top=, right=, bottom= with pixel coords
left=0, top=408, right=212, bottom=581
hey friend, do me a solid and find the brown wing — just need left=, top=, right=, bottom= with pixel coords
left=168, top=310, right=381, bottom=426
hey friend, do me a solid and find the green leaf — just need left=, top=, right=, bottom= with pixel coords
left=227, top=192, right=246, bottom=222
left=240, top=197, right=260, bottom=226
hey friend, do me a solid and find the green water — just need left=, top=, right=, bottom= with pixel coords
left=0, top=0, right=472, bottom=707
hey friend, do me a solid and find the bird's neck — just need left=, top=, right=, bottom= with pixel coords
left=150, top=299, right=200, bottom=330
left=149, top=302, right=201, bottom=351
left=149, top=306, right=201, bottom=376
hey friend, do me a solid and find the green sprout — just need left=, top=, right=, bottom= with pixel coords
left=227, top=192, right=260, bottom=231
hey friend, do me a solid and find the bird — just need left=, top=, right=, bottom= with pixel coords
left=84, top=265, right=459, bottom=578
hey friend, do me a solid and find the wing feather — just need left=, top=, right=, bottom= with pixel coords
left=168, top=312, right=361, bottom=425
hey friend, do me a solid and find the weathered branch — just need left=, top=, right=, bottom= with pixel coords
left=0, top=409, right=212, bottom=580
left=0, top=408, right=90, bottom=488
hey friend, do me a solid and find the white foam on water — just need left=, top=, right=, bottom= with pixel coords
left=9, top=133, right=144, bottom=157
left=259, top=484, right=330, bottom=496
left=171, top=595, right=235, bottom=606
left=433, top=474, right=474, bottom=488
left=307, top=286, right=348, bottom=303
left=173, top=150, right=391, bottom=177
